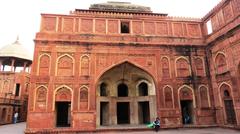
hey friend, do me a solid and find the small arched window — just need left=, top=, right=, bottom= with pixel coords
left=138, top=82, right=148, bottom=96
left=100, top=83, right=107, bottom=96
left=118, top=83, right=128, bottom=97
left=224, top=90, right=230, bottom=97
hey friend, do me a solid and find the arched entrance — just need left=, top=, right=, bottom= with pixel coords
left=220, top=84, right=236, bottom=124
left=179, top=86, right=195, bottom=125
left=96, top=62, right=157, bottom=126
left=54, top=86, right=72, bottom=127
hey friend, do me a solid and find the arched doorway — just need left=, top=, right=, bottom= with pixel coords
left=96, top=62, right=156, bottom=126
left=220, top=84, right=236, bottom=124
left=54, top=86, right=72, bottom=127
left=179, top=86, right=195, bottom=125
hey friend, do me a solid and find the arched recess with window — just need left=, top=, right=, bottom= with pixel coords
left=136, top=80, right=149, bottom=96
left=163, top=85, right=174, bottom=108
left=215, top=52, right=227, bottom=74
left=99, top=82, right=109, bottom=97
left=96, top=61, right=156, bottom=127
left=56, top=54, right=74, bottom=76
left=38, top=53, right=51, bottom=75
left=175, top=57, right=191, bottom=77
left=161, top=56, right=171, bottom=78
left=219, top=83, right=237, bottom=124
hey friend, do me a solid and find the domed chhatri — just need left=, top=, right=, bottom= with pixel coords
left=0, top=37, right=32, bottom=125
left=0, top=37, right=32, bottom=61
left=89, top=1, right=152, bottom=13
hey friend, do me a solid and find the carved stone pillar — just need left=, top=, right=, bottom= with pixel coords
left=0, top=59, right=2, bottom=71
left=23, top=61, right=27, bottom=72
left=10, top=59, right=15, bottom=72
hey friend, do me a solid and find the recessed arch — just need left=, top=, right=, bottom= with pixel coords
left=99, top=82, right=108, bottom=96
left=80, top=54, right=90, bottom=76
left=214, top=51, right=227, bottom=63
left=161, top=56, right=171, bottom=78
left=95, top=60, right=157, bottom=85
left=178, top=85, right=196, bottom=108
left=34, top=85, right=48, bottom=111
left=97, top=79, right=112, bottom=97
left=175, top=56, right=192, bottom=77
left=2, top=80, right=10, bottom=92
left=33, top=85, right=48, bottom=110
left=218, top=82, right=237, bottom=124
left=96, top=60, right=157, bottom=126
left=55, top=54, right=75, bottom=76
left=53, top=85, right=73, bottom=111
left=37, top=53, right=51, bottom=75
left=214, top=52, right=228, bottom=73
left=218, top=82, right=233, bottom=106
left=117, top=83, right=128, bottom=97
left=198, top=85, right=211, bottom=108
left=194, top=57, right=206, bottom=76
left=163, top=85, right=174, bottom=108
left=136, top=79, right=151, bottom=96
left=78, top=85, right=89, bottom=110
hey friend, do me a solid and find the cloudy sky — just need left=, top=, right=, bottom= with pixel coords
left=0, top=0, right=221, bottom=55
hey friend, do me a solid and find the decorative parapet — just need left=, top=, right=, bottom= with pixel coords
left=202, top=0, right=228, bottom=21
left=201, top=0, right=239, bottom=43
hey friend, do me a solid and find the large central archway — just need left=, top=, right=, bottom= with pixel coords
left=96, top=62, right=157, bottom=127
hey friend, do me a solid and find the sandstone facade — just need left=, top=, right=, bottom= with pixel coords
left=26, top=0, right=240, bottom=133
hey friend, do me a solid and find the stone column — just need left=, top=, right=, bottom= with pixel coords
left=110, top=97, right=117, bottom=125
left=132, top=98, right=139, bottom=124
left=0, top=60, right=2, bottom=71
left=10, top=59, right=15, bottom=72
left=23, top=61, right=27, bottom=72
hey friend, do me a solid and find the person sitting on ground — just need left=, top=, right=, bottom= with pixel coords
left=153, top=117, right=160, bottom=132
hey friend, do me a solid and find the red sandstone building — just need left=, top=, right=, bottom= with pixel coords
left=26, top=0, right=240, bottom=133
left=0, top=38, right=32, bottom=125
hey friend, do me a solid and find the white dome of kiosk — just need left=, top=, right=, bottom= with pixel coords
left=0, top=38, right=32, bottom=61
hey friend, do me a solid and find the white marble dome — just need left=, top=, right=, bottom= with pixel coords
left=0, top=38, right=32, bottom=61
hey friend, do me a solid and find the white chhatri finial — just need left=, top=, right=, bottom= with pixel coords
left=16, top=35, right=19, bottom=42
left=14, top=35, right=20, bottom=45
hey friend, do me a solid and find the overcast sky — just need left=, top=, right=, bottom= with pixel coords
left=0, top=0, right=221, bottom=55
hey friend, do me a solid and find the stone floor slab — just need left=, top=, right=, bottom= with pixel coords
left=0, top=123, right=239, bottom=134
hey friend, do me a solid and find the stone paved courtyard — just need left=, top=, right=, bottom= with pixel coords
left=0, top=122, right=239, bottom=134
